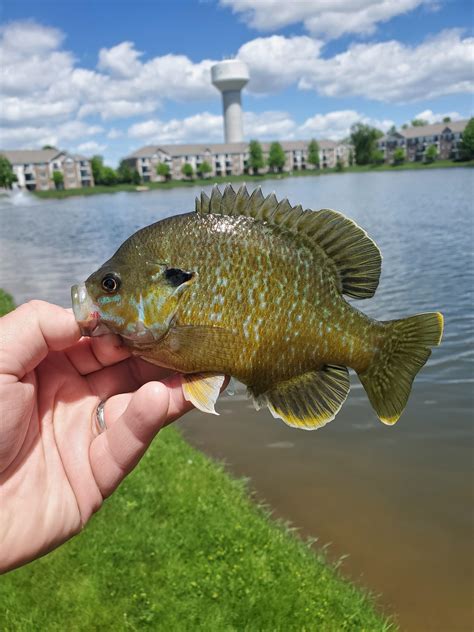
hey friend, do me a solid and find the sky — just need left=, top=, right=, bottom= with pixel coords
left=1, top=0, right=473, bottom=166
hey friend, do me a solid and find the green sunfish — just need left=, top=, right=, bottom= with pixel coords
left=71, top=185, right=443, bottom=429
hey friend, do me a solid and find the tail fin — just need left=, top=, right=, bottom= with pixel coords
left=358, top=312, right=444, bottom=424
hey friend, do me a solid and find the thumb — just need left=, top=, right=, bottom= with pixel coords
left=89, top=376, right=193, bottom=498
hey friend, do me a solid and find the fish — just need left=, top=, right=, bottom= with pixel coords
left=71, top=184, right=443, bottom=429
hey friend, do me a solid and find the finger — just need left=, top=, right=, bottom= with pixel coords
left=89, top=377, right=194, bottom=497
left=0, top=301, right=80, bottom=380
left=86, top=356, right=173, bottom=400
left=65, top=333, right=131, bottom=375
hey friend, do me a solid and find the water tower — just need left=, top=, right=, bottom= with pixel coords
left=211, top=60, right=249, bottom=144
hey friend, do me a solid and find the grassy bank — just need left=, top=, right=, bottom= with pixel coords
left=0, top=289, right=15, bottom=316
left=33, top=159, right=474, bottom=199
left=0, top=426, right=393, bottom=630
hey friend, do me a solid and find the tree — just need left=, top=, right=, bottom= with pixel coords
left=442, top=116, right=451, bottom=123
left=335, top=157, right=344, bottom=172
left=401, top=123, right=409, bottom=130
left=411, top=118, right=429, bottom=127
left=307, top=139, right=320, bottom=169
left=387, top=125, right=397, bottom=136
left=0, top=156, right=16, bottom=188
left=157, top=162, right=171, bottom=180
left=371, top=149, right=385, bottom=166
left=52, top=170, right=64, bottom=190
left=181, top=163, right=194, bottom=179
left=197, top=161, right=212, bottom=178
left=350, top=123, right=383, bottom=165
left=42, top=145, right=57, bottom=150
left=392, top=147, right=405, bottom=165
left=348, top=148, right=354, bottom=166
left=460, top=117, right=474, bottom=160
left=248, top=140, right=264, bottom=175
left=132, top=170, right=141, bottom=185
left=117, top=160, right=134, bottom=184
left=91, top=155, right=105, bottom=185
left=424, top=144, right=437, bottom=163
left=267, top=142, right=286, bottom=172
left=102, top=166, right=118, bottom=185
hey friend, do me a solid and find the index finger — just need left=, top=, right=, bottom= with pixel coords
left=0, top=300, right=80, bottom=381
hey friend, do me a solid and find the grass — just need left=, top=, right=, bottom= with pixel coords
left=0, top=288, right=15, bottom=316
left=33, top=159, right=474, bottom=199
left=0, top=427, right=394, bottom=631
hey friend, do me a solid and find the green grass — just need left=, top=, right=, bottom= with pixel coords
left=32, top=159, right=474, bottom=199
left=0, top=288, right=15, bottom=316
left=0, top=427, right=394, bottom=631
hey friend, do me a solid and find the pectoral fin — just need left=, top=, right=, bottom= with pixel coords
left=250, top=365, right=350, bottom=430
left=181, top=373, right=226, bottom=415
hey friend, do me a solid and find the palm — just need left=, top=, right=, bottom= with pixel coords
left=0, top=302, right=191, bottom=572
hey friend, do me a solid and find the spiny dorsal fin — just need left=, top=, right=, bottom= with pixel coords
left=195, top=184, right=382, bottom=299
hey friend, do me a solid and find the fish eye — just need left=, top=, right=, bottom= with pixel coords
left=101, top=273, right=121, bottom=293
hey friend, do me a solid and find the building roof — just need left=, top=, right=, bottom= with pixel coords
left=126, top=138, right=347, bottom=160
left=0, top=149, right=63, bottom=164
left=380, top=118, right=468, bottom=142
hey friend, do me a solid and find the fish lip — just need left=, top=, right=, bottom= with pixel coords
left=71, top=283, right=110, bottom=337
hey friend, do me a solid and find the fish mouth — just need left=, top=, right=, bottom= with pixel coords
left=71, top=283, right=110, bottom=337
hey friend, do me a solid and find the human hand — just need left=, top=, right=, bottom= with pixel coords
left=0, top=300, right=193, bottom=573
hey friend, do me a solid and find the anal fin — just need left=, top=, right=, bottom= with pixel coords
left=181, top=373, right=226, bottom=415
left=250, top=365, right=350, bottom=430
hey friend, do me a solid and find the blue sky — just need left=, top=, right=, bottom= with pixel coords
left=1, top=0, right=473, bottom=165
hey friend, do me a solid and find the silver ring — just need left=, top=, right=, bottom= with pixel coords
left=96, top=400, right=107, bottom=433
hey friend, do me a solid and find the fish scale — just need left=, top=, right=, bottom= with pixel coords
left=71, top=184, right=443, bottom=429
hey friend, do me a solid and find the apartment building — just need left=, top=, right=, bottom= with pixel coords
left=123, top=139, right=351, bottom=182
left=378, top=119, right=468, bottom=163
left=0, top=149, right=94, bottom=191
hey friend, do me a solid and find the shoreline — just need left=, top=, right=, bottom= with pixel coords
left=32, top=159, right=474, bottom=199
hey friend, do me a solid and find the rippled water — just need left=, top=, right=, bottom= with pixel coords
left=1, top=169, right=473, bottom=629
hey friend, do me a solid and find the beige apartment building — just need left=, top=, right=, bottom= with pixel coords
left=0, top=149, right=94, bottom=191
left=378, top=119, right=468, bottom=163
left=123, top=139, right=351, bottom=182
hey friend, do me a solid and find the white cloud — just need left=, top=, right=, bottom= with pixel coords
left=411, top=109, right=463, bottom=124
left=126, top=109, right=392, bottom=147
left=75, top=141, right=107, bottom=155
left=238, top=30, right=474, bottom=102
left=107, top=128, right=123, bottom=139
left=299, top=110, right=394, bottom=140
left=220, top=0, right=429, bottom=40
left=0, top=121, right=103, bottom=149
left=78, top=99, right=158, bottom=120
left=98, top=41, right=143, bottom=78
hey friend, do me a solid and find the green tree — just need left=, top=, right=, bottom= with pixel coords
left=424, top=144, right=438, bottom=163
left=350, top=123, right=383, bottom=165
left=460, top=117, right=474, bottom=160
left=102, top=166, right=118, bottom=185
left=181, top=163, right=194, bottom=179
left=387, top=125, right=397, bottom=136
left=335, top=157, right=344, bottom=172
left=52, top=170, right=64, bottom=190
left=371, top=149, right=385, bottom=166
left=157, top=162, right=171, bottom=180
left=91, top=155, right=105, bottom=185
left=42, top=145, right=57, bottom=150
left=248, top=140, right=265, bottom=175
left=0, top=156, right=16, bottom=188
left=307, top=139, right=320, bottom=168
left=392, top=147, right=405, bottom=165
left=117, top=160, right=133, bottom=184
left=132, top=170, right=141, bottom=185
left=348, top=148, right=354, bottom=166
left=442, top=116, right=451, bottom=123
left=411, top=118, right=429, bottom=127
left=197, top=161, right=212, bottom=178
left=401, top=123, right=409, bottom=130
left=267, top=142, right=286, bottom=172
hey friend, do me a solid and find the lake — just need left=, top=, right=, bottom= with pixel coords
left=1, top=169, right=472, bottom=630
